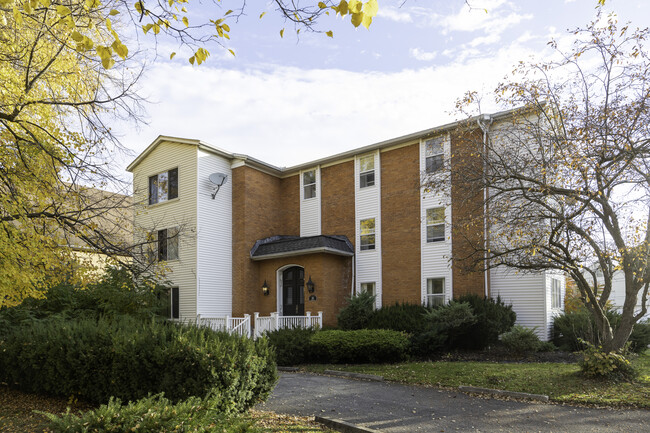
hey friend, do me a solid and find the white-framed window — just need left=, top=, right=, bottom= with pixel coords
left=360, top=218, right=376, bottom=251
left=426, top=207, right=445, bottom=242
left=551, top=278, right=562, bottom=309
left=149, top=168, right=178, bottom=205
left=303, top=170, right=316, bottom=199
left=426, top=278, right=445, bottom=307
left=360, top=282, right=376, bottom=296
left=425, top=137, right=444, bottom=174
left=167, top=287, right=179, bottom=319
left=153, top=227, right=179, bottom=261
left=359, top=155, right=375, bottom=188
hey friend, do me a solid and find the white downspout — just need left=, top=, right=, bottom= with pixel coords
left=477, top=114, right=493, bottom=298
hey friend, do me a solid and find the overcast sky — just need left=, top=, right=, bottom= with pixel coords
left=113, top=0, right=650, bottom=174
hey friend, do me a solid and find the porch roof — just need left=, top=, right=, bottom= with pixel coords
left=250, top=235, right=354, bottom=261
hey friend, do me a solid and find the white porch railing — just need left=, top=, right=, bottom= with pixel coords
left=253, top=311, right=323, bottom=339
left=197, top=314, right=251, bottom=338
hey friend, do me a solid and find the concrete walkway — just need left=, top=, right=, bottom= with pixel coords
left=258, top=372, right=650, bottom=433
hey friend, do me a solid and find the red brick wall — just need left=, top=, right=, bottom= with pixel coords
left=380, top=143, right=422, bottom=305
left=450, top=129, right=487, bottom=298
left=280, top=175, right=300, bottom=236
left=321, top=161, right=355, bottom=244
left=232, top=166, right=284, bottom=316
left=256, top=254, right=352, bottom=328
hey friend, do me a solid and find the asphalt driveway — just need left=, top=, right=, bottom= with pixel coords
left=258, top=372, right=650, bottom=433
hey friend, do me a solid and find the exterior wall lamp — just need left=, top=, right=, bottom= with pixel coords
left=262, top=280, right=270, bottom=296
left=306, top=276, right=315, bottom=293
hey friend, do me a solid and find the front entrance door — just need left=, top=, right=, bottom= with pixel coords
left=282, top=266, right=304, bottom=316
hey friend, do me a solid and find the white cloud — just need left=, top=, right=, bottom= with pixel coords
left=113, top=37, right=554, bottom=174
left=409, top=48, right=437, bottom=61
left=469, top=33, right=501, bottom=47
left=377, top=6, right=413, bottom=23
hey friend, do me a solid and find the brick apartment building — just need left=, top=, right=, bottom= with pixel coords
left=127, top=109, right=565, bottom=339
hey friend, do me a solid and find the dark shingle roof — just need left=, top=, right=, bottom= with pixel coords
left=250, top=235, right=354, bottom=260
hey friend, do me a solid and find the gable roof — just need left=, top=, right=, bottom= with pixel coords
left=127, top=106, right=527, bottom=176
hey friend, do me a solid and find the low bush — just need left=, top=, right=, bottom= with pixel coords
left=0, top=316, right=277, bottom=409
left=578, top=341, right=637, bottom=381
left=455, top=294, right=516, bottom=350
left=500, top=325, right=542, bottom=354
left=310, top=329, right=409, bottom=363
left=538, top=341, right=558, bottom=352
left=629, top=321, right=650, bottom=353
left=43, top=394, right=253, bottom=433
left=365, top=303, right=429, bottom=334
left=266, top=327, right=315, bottom=365
left=552, top=308, right=649, bottom=353
left=337, top=291, right=375, bottom=330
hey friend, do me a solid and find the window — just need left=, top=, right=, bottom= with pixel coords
left=360, top=282, right=376, bottom=296
left=551, top=278, right=562, bottom=309
left=303, top=170, right=316, bottom=199
left=155, top=227, right=179, bottom=261
left=360, top=218, right=375, bottom=250
left=149, top=168, right=178, bottom=205
left=425, top=137, right=444, bottom=173
left=359, top=155, right=375, bottom=188
left=426, top=278, right=445, bottom=307
left=166, top=287, right=179, bottom=319
left=426, top=208, right=445, bottom=242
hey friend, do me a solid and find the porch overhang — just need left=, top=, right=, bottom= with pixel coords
left=250, top=235, right=354, bottom=261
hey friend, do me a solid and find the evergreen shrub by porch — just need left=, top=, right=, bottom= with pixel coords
left=0, top=316, right=277, bottom=409
left=337, top=291, right=376, bottom=330
left=266, top=327, right=315, bottom=365
left=365, top=303, right=429, bottom=334
left=454, top=294, right=516, bottom=349
left=310, top=329, right=409, bottom=363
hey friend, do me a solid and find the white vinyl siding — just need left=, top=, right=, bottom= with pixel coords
left=300, top=167, right=321, bottom=236
left=355, top=151, right=382, bottom=309
left=196, top=149, right=232, bottom=317
left=132, top=140, right=199, bottom=320
left=420, top=135, right=452, bottom=305
left=491, top=268, right=549, bottom=340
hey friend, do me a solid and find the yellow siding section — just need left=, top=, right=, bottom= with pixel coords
left=132, top=141, right=198, bottom=319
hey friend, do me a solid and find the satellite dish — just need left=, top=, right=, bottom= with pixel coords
left=208, top=173, right=228, bottom=199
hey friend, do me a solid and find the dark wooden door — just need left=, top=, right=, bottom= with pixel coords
left=282, top=266, right=304, bottom=316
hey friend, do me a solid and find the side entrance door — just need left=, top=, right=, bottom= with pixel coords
left=282, top=266, right=304, bottom=316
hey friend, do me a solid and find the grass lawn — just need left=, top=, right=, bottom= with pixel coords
left=0, top=386, right=333, bottom=433
left=302, top=351, right=650, bottom=409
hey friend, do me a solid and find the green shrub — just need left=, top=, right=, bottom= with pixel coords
left=366, top=303, right=429, bottom=334
left=409, top=331, right=447, bottom=357
left=310, top=329, right=409, bottom=363
left=578, top=341, right=637, bottom=381
left=337, top=291, right=375, bottom=330
left=0, top=316, right=277, bottom=409
left=455, top=294, right=516, bottom=349
left=43, top=394, right=254, bottom=433
left=629, top=321, right=650, bottom=353
left=0, top=266, right=169, bottom=324
left=266, top=327, right=315, bottom=365
left=500, top=325, right=542, bottom=354
left=538, top=341, right=558, bottom=352
left=424, top=301, right=477, bottom=349
left=552, top=307, right=648, bottom=353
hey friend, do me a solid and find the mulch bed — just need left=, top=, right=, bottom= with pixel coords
left=0, top=385, right=95, bottom=433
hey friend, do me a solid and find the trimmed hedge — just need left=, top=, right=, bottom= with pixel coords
left=500, top=325, right=542, bottom=354
left=266, top=327, right=315, bottom=366
left=310, top=329, right=409, bottom=363
left=0, top=315, right=277, bottom=410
